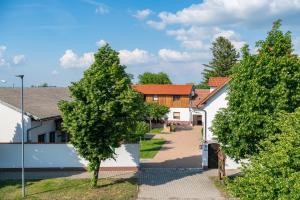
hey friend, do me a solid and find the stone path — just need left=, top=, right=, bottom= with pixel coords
left=141, top=126, right=202, bottom=168
left=137, top=168, right=224, bottom=200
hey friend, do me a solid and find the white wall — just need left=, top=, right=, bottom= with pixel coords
left=167, top=107, right=191, bottom=122
left=203, top=85, right=228, bottom=141
left=0, top=102, right=31, bottom=142
left=0, top=143, right=139, bottom=169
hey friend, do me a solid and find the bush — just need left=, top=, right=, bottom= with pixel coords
left=227, top=108, right=300, bottom=200
left=126, top=121, right=149, bottom=143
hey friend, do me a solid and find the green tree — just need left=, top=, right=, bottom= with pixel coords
left=138, top=72, right=172, bottom=84
left=144, top=103, right=169, bottom=129
left=227, top=108, right=300, bottom=199
left=196, top=36, right=239, bottom=89
left=211, top=20, right=300, bottom=160
left=58, top=45, right=144, bottom=187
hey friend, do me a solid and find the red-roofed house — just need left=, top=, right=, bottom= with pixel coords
left=133, top=84, right=195, bottom=124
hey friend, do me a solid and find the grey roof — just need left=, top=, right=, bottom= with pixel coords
left=0, top=87, right=71, bottom=120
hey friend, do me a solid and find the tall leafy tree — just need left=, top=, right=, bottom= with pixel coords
left=212, top=20, right=300, bottom=160
left=196, top=36, right=239, bottom=88
left=138, top=72, right=172, bottom=84
left=227, top=109, right=300, bottom=199
left=58, top=45, right=144, bottom=187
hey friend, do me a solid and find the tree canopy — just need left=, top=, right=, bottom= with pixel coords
left=58, top=45, right=144, bottom=186
left=196, top=36, right=239, bottom=89
left=144, top=102, right=169, bottom=129
left=138, top=72, right=172, bottom=84
left=211, top=20, right=300, bottom=160
left=227, top=108, right=300, bottom=199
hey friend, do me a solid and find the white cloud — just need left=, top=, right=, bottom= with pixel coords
left=60, top=49, right=95, bottom=68
left=158, top=49, right=191, bottom=62
left=133, top=9, right=153, bottom=20
left=146, top=20, right=166, bottom=30
left=294, top=37, right=300, bottom=55
left=12, top=54, right=25, bottom=65
left=119, top=49, right=152, bottom=65
left=95, top=4, right=109, bottom=14
left=96, top=39, right=107, bottom=47
left=152, top=0, right=300, bottom=27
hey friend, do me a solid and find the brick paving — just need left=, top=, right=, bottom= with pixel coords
left=141, top=126, right=202, bottom=168
left=137, top=168, right=224, bottom=200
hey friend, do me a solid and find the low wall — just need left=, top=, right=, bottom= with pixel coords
left=0, top=143, right=139, bottom=171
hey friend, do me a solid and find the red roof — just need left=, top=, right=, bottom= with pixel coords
left=132, top=84, right=193, bottom=95
left=197, top=77, right=231, bottom=107
left=208, top=77, right=230, bottom=87
left=191, top=89, right=210, bottom=107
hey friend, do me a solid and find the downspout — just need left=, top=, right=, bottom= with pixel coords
left=198, top=106, right=208, bottom=169
left=26, top=120, right=43, bottom=142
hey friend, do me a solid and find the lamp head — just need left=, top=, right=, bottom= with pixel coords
left=16, top=75, right=24, bottom=79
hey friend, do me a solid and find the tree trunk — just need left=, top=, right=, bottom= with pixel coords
left=91, top=161, right=100, bottom=187
left=149, top=119, right=152, bottom=131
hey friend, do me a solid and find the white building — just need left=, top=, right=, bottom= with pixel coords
left=196, top=77, right=241, bottom=169
left=0, top=87, right=139, bottom=171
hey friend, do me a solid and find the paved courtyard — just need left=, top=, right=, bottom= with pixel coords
left=141, top=126, right=202, bottom=168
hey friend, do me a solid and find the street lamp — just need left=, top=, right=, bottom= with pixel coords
left=16, top=75, right=25, bottom=197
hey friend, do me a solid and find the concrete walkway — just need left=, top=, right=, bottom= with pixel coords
left=141, top=126, right=202, bottom=168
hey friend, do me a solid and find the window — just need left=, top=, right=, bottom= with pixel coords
left=173, top=112, right=180, bottom=120
left=173, top=95, right=181, bottom=101
left=38, top=134, right=45, bottom=143
left=153, top=95, right=158, bottom=101
left=49, top=132, right=55, bottom=143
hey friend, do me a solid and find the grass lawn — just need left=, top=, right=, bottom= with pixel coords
left=0, top=178, right=137, bottom=200
left=150, top=127, right=164, bottom=134
left=140, top=138, right=165, bottom=159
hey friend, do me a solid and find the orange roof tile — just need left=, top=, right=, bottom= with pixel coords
left=197, top=77, right=231, bottom=107
left=132, top=84, right=193, bottom=95
left=191, top=89, right=210, bottom=107
left=208, top=77, right=230, bottom=87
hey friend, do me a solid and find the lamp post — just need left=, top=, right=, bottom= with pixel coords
left=16, top=75, right=25, bottom=197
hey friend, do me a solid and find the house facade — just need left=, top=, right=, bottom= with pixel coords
left=0, top=87, right=139, bottom=171
left=0, top=88, right=70, bottom=143
left=196, top=77, right=241, bottom=169
left=133, top=84, right=195, bottom=124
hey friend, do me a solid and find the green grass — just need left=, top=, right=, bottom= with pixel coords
left=140, top=138, right=165, bottom=159
left=0, top=178, right=137, bottom=200
left=150, top=127, right=164, bottom=134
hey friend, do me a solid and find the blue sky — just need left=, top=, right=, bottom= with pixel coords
left=1, top=0, right=300, bottom=87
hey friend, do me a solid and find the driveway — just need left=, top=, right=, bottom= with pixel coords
left=137, top=168, right=224, bottom=200
left=141, top=126, right=202, bottom=168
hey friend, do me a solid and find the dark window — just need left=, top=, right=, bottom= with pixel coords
left=173, top=112, right=180, bottom=120
left=61, top=132, right=69, bottom=143
left=173, top=95, right=181, bottom=101
left=49, top=132, right=55, bottom=143
left=38, top=134, right=45, bottom=143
